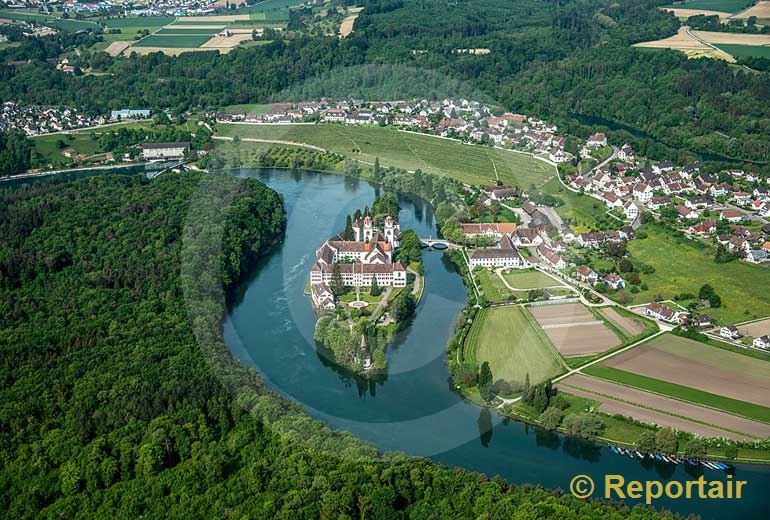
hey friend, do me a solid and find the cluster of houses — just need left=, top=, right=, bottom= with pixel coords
left=309, top=215, right=406, bottom=310
left=214, top=98, right=575, bottom=164
left=719, top=325, right=770, bottom=350
left=567, top=145, right=770, bottom=264
left=0, top=101, right=106, bottom=136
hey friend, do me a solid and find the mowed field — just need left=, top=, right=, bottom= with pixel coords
left=634, top=27, right=736, bottom=62
left=662, top=8, right=733, bottom=20
left=559, top=374, right=770, bottom=440
left=465, top=306, right=565, bottom=384
left=602, top=333, right=770, bottom=410
left=529, top=303, right=620, bottom=357
left=627, top=225, right=770, bottom=323
left=715, top=43, right=770, bottom=58
left=501, top=269, right=561, bottom=289
left=216, top=124, right=557, bottom=187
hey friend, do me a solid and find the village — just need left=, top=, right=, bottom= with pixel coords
left=215, top=97, right=575, bottom=165
left=0, top=101, right=109, bottom=135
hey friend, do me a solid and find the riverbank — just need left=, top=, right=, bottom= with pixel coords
left=1, top=161, right=147, bottom=182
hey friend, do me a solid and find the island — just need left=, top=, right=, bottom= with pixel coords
left=308, top=194, right=422, bottom=374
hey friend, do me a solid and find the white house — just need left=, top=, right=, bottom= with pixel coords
left=753, top=335, right=770, bottom=349
left=623, top=201, right=640, bottom=220
left=720, top=325, right=741, bottom=340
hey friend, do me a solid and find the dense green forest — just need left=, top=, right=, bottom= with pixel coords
left=0, top=173, right=674, bottom=518
left=1, top=0, right=769, bottom=163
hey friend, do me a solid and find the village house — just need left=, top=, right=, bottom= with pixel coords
left=586, top=132, right=607, bottom=148
left=623, top=201, right=640, bottom=220
left=575, top=265, right=599, bottom=284
left=754, top=335, right=770, bottom=349
left=720, top=210, right=744, bottom=223
left=603, top=273, right=625, bottom=290
left=645, top=302, right=680, bottom=323
left=720, top=325, right=742, bottom=340
left=461, top=222, right=517, bottom=240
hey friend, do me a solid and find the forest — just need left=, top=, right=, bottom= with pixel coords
left=0, top=173, right=674, bottom=518
left=0, top=0, right=768, bottom=163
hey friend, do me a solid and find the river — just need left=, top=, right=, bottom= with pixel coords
left=8, top=166, right=770, bottom=518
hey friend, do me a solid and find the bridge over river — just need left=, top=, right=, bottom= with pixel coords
left=419, top=237, right=462, bottom=250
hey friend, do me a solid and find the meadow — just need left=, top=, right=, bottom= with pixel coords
left=0, top=9, right=98, bottom=32
left=133, top=34, right=214, bottom=48
left=666, top=0, right=756, bottom=12
left=501, top=269, right=560, bottom=289
left=465, top=306, right=565, bottom=384
left=627, top=224, right=770, bottom=323
left=216, top=124, right=557, bottom=188
left=716, top=44, right=770, bottom=58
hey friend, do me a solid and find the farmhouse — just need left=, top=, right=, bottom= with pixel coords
left=140, top=142, right=189, bottom=160
left=720, top=210, right=744, bottom=223
left=645, top=302, right=679, bottom=323
left=575, top=265, right=599, bottom=284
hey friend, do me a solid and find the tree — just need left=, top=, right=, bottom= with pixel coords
left=373, top=156, right=381, bottom=182
left=344, top=215, right=355, bottom=240
left=330, top=264, right=344, bottom=296
left=684, top=438, right=707, bottom=459
left=532, top=383, right=549, bottom=413
left=478, top=361, right=493, bottom=402
left=655, top=427, right=678, bottom=454
left=724, top=444, right=738, bottom=460
left=637, top=431, right=656, bottom=453
left=562, top=413, right=604, bottom=440
left=539, top=407, right=562, bottom=430
left=370, top=274, right=381, bottom=296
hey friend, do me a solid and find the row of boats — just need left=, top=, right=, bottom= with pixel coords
left=610, top=445, right=732, bottom=471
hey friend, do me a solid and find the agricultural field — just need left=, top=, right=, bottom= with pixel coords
left=465, top=306, right=565, bottom=384
left=559, top=373, right=770, bottom=440
left=665, top=0, right=756, bottom=13
left=662, top=8, right=734, bottom=20
left=133, top=34, right=215, bottom=48
left=714, top=43, right=770, bottom=58
left=0, top=9, right=99, bottom=32
left=597, top=307, right=647, bottom=337
left=529, top=303, right=620, bottom=357
left=737, top=318, right=770, bottom=338
left=216, top=123, right=557, bottom=188
left=733, top=0, right=770, bottom=18
left=601, top=333, right=770, bottom=410
left=633, top=27, right=736, bottom=62
left=626, top=225, right=770, bottom=323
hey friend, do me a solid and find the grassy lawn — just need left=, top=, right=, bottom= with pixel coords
left=32, top=134, right=103, bottom=166
left=539, top=177, right=607, bottom=232
left=583, top=364, right=770, bottom=423
left=501, top=269, right=560, bottom=289
left=475, top=269, right=517, bottom=302
left=716, top=44, right=770, bottom=59
left=466, top=306, right=565, bottom=384
left=627, top=224, right=770, bottom=323
left=666, top=0, right=755, bottom=13
left=215, top=123, right=556, bottom=188
left=134, top=34, right=212, bottom=48
left=221, top=103, right=274, bottom=114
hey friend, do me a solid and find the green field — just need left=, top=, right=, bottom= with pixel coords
left=133, top=34, right=213, bottom=48
left=666, top=0, right=755, bottom=12
left=540, top=177, right=607, bottom=232
left=584, top=364, right=770, bottom=423
left=465, top=306, right=565, bottom=384
left=216, top=124, right=557, bottom=188
left=502, top=269, right=560, bottom=289
left=475, top=269, right=527, bottom=302
left=0, top=9, right=99, bottom=32
left=627, top=225, right=770, bottom=323
left=32, top=134, right=104, bottom=166
left=155, top=28, right=222, bottom=35
left=717, top=44, right=770, bottom=59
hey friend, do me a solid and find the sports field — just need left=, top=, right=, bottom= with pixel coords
left=501, top=269, right=560, bottom=289
left=465, top=306, right=565, bottom=384
left=216, top=124, right=557, bottom=188
left=601, top=333, right=770, bottom=410
left=627, top=225, right=770, bottom=323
